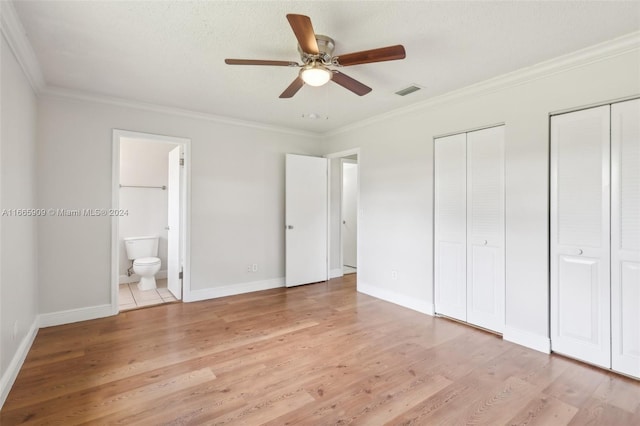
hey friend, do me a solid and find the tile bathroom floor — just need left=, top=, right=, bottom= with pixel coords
left=119, top=278, right=178, bottom=311
left=343, top=265, right=357, bottom=275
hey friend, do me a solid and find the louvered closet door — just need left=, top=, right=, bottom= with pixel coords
left=551, top=105, right=611, bottom=368
left=611, top=99, right=640, bottom=378
left=434, top=133, right=467, bottom=321
left=466, top=126, right=505, bottom=333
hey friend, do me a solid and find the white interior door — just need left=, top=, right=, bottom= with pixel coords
left=434, top=133, right=467, bottom=321
left=286, top=154, right=328, bottom=287
left=342, top=160, right=358, bottom=268
left=167, top=146, right=182, bottom=299
left=466, top=126, right=505, bottom=333
left=611, top=99, right=640, bottom=378
left=551, top=105, right=611, bottom=368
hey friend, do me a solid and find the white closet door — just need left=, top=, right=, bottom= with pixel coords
left=434, top=133, right=467, bottom=321
left=611, top=99, right=640, bottom=378
left=466, top=126, right=505, bottom=333
left=551, top=106, right=611, bottom=368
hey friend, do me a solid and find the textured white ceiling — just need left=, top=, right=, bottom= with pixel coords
left=13, top=1, right=640, bottom=133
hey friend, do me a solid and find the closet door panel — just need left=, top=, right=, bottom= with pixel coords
left=434, top=133, right=467, bottom=321
left=551, top=106, right=611, bottom=368
left=466, top=126, right=505, bottom=333
left=611, top=99, right=640, bottom=378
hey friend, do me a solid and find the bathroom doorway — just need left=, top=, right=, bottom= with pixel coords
left=111, top=130, right=191, bottom=312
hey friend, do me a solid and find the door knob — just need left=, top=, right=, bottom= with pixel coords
left=287, top=225, right=294, bottom=230
left=483, top=240, right=488, bottom=245
left=577, top=249, right=583, bottom=255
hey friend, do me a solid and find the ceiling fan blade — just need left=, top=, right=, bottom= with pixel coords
left=286, top=14, right=319, bottom=55
left=331, top=71, right=372, bottom=96
left=279, top=77, right=305, bottom=98
left=335, top=45, right=406, bottom=66
left=225, top=59, right=299, bottom=66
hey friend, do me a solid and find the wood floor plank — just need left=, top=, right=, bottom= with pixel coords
left=507, top=395, right=579, bottom=426
left=1, top=274, right=639, bottom=425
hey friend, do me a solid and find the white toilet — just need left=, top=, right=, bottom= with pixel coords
left=124, top=236, right=161, bottom=291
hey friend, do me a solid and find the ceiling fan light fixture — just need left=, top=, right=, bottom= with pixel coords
left=300, top=64, right=332, bottom=87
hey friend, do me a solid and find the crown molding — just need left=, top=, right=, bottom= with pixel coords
left=0, top=0, right=45, bottom=92
left=324, top=31, right=640, bottom=138
left=41, top=86, right=322, bottom=139
left=3, top=0, right=638, bottom=140
left=2, top=0, right=319, bottom=139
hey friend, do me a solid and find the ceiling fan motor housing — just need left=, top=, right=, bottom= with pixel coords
left=298, top=35, right=336, bottom=65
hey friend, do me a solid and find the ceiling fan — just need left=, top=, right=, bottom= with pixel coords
left=225, top=14, right=406, bottom=98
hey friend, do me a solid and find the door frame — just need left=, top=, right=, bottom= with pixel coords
left=325, top=148, right=360, bottom=280
left=111, top=129, right=192, bottom=314
left=340, top=158, right=358, bottom=269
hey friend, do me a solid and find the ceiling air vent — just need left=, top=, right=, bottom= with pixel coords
left=395, top=85, right=422, bottom=96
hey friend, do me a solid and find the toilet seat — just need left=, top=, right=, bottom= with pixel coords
left=134, top=257, right=160, bottom=266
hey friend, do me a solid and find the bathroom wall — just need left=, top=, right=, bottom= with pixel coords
left=118, top=137, right=177, bottom=281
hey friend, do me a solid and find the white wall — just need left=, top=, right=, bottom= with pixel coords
left=118, top=138, right=175, bottom=279
left=323, top=48, right=640, bottom=351
left=0, top=35, right=39, bottom=405
left=36, top=95, right=321, bottom=315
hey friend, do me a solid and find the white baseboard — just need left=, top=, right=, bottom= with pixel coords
left=184, top=277, right=285, bottom=303
left=0, top=317, right=39, bottom=408
left=329, top=268, right=343, bottom=279
left=39, top=303, right=115, bottom=328
left=119, top=269, right=167, bottom=284
left=503, top=325, right=551, bottom=354
left=357, top=281, right=435, bottom=316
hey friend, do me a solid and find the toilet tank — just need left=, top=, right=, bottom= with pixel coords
left=124, top=236, right=159, bottom=260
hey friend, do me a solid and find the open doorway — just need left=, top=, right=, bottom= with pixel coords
left=341, top=157, right=358, bottom=275
left=326, top=149, right=360, bottom=280
left=111, top=130, right=190, bottom=312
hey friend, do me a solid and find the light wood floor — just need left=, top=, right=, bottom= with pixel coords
left=2, top=274, right=639, bottom=425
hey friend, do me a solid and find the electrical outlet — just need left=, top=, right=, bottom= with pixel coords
left=251, top=264, right=258, bottom=272
left=391, top=270, right=398, bottom=280
left=247, top=265, right=252, bottom=272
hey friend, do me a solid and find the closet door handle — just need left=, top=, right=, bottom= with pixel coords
left=577, top=249, right=583, bottom=255
left=483, top=240, right=488, bottom=246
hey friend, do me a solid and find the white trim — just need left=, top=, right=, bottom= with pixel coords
left=325, top=31, right=640, bottom=137
left=112, top=130, right=192, bottom=312
left=503, top=325, right=551, bottom=354
left=0, top=317, right=38, bottom=408
left=5, top=0, right=636, bottom=140
left=324, top=148, right=361, bottom=159
left=358, top=281, right=435, bottom=316
left=41, top=87, right=320, bottom=139
left=38, top=304, right=114, bottom=328
left=184, top=278, right=285, bottom=303
left=329, top=268, right=344, bottom=279
left=0, top=1, right=45, bottom=92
